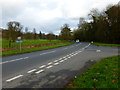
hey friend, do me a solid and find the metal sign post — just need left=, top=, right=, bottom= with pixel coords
left=16, top=37, right=22, bottom=51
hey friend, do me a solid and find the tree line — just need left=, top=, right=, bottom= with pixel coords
left=2, top=21, right=58, bottom=41
left=1, top=2, right=120, bottom=45
left=73, top=3, right=120, bottom=44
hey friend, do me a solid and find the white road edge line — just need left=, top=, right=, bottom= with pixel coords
left=6, top=75, right=23, bottom=82
left=27, top=69, right=36, bottom=73
left=35, top=69, right=44, bottom=74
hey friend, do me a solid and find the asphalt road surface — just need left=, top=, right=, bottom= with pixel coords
left=1, top=42, right=119, bottom=88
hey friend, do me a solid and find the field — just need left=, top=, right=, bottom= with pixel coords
left=93, top=42, right=120, bottom=47
left=1, top=39, right=73, bottom=56
left=67, top=55, right=119, bottom=88
left=2, top=39, right=64, bottom=48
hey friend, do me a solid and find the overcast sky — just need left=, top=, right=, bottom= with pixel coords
left=0, top=0, right=119, bottom=35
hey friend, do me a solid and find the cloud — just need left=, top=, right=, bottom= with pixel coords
left=1, top=0, right=119, bottom=34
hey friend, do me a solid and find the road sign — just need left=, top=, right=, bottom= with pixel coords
left=17, top=37, right=21, bottom=40
left=16, top=40, right=23, bottom=43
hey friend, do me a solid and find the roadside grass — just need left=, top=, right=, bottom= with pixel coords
left=93, top=42, right=120, bottom=47
left=2, top=39, right=64, bottom=48
left=67, top=55, right=119, bottom=88
left=2, top=42, right=73, bottom=56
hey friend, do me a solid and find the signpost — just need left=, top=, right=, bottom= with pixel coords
left=16, top=37, right=23, bottom=51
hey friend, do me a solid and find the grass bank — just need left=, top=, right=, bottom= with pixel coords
left=2, top=42, right=73, bottom=56
left=67, top=55, right=119, bottom=88
left=93, top=42, right=120, bottom=47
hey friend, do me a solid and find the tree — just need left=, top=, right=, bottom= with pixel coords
left=7, top=21, right=23, bottom=47
left=39, top=31, right=42, bottom=39
left=60, top=24, right=72, bottom=41
left=46, top=33, right=56, bottom=41
left=33, top=28, right=37, bottom=39
left=105, top=4, right=120, bottom=43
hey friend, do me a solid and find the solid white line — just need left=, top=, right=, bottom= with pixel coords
left=54, top=63, right=59, bottom=65
left=35, top=69, right=44, bottom=74
left=47, top=62, right=53, bottom=65
left=6, top=75, right=23, bottom=82
left=27, top=69, right=36, bottom=73
left=39, top=65, right=46, bottom=68
left=46, top=65, right=53, bottom=69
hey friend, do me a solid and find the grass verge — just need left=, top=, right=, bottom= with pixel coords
left=2, top=42, right=73, bottom=56
left=67, top=55, right=119, bottom=88
left=93, top=42, right=120, bottom=47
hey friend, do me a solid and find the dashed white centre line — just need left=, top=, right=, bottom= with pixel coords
left=46, top=65, right=53, bottom=69
left=27, top=69, right=36, bottom=73
left=54, top=63, right=59, bottom=65
left=39, top=65, right=46, bottom=68
left=68, top=56, right=72, bottom=58
left=35, top=69, right=44, bottom=74
left=59, top=58, right=63, bottom=60
left=64, top=58, right=68, bottom=60
left=24, top=57, right=29, bottom=59
left=47, top=62, right=53, bottom=65
left=6, top=75, right=23, bottom=82
left=54, top=60, right=58, bottom=62
left=59, top=60, right=64, bottom=63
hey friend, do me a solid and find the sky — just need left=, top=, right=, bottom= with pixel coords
left=0, top=0, right=119, bottom=35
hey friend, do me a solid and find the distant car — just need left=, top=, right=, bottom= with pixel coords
left=76, top=39, right=80, bottom=43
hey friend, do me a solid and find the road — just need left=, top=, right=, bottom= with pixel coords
left=2, top=42, right=118, bottom=88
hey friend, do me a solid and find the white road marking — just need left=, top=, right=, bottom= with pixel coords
left=46, top=65, right=53, bottom=69
left=24, top=57, right=29, bottom=59
left=58, top=58, right=63, bottom=60
left=39, top=65, right=46, bottom=68
left=54, top=60, right=58, bottom=62
left=63, top=56, right=67, bottom=58
left=67, top=57, right=71, bottom=58
left=59, top=60, right=64, bottom=63
left=1, top=57, right=29, bottom=64
left=64, top=48, right=68, bottom=49
left=54, top=63, right=59, bottom=65
left=78, top=51, right=82, bottom=53
left=64, top=58, right=68, bottom=60
left=6, top=75, right=23, bottom=82
left=40, top=50, right=56, bottom=55
left=96, top=50, right=101, bottom=52
left=27, top=69, right=36, bottom=73
left=35, top=69, right=44, bottom=74
left=48, top=62, right=53, bottom=65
